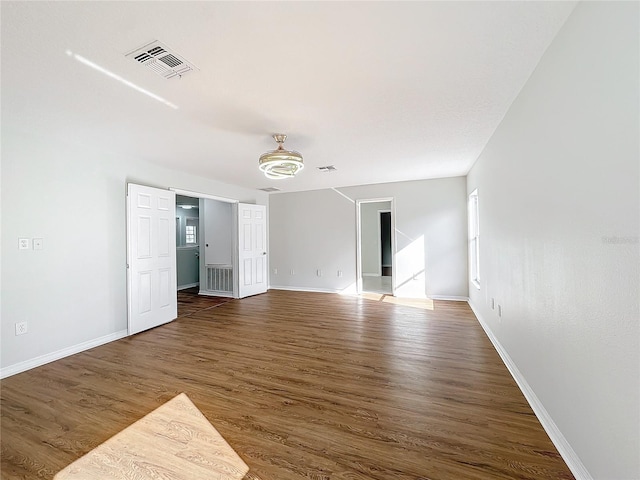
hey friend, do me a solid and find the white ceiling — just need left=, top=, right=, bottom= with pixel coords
left=1, top=1, right=576, bottom=193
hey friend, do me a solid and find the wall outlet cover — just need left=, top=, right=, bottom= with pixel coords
left=15, top=322, right=28, bottom=335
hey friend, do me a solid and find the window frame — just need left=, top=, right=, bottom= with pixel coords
left=185, top=218, right=198, bottom=245
left=468, top=189, right=480, bottom=289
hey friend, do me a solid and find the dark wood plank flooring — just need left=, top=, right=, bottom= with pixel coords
left=177, top=287, right=232, bottom=317
left=1, top=290, right=574, bottom=479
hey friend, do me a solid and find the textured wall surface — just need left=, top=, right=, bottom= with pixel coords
left=467, top=2, right=639, bottom=478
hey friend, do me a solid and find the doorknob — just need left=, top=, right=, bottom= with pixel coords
left=262, top=252, right=267, bottom=255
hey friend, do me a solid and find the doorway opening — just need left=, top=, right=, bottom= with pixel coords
left=176, top=195, right=201, bottom=291
left=356, top=198, right=395, bottom=295
left=171, top=187, right=268, bottom=300
left=128, top=184, right=267, bottom=336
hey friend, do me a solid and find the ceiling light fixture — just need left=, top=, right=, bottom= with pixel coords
left=258, top=134, right=304, bottom=179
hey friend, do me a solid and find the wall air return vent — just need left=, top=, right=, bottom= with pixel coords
left=317, top=165, right=337, bottom=172
left=258, top=187, right=281, bottom=193
left=125, top=40, right=198, bottom=79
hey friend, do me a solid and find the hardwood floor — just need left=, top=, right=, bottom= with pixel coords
left=1, top=290, right=574, bottom=479
left=177, top=287, right=232, bottom=317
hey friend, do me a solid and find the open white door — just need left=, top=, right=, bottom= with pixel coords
left=127, top=183, right=177, bottom=335
left=237, top=203, right=267, bottom=298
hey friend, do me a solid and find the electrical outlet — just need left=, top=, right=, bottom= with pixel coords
left=290, top=269, right=295, bottom=275
left=316, top=269, right=322, bottom=277
left=19, top=238, right=30, bottom=250
left=337, top=270, right=343, bottom=277
left=15, top=322, right=28, bottom=335
left=273, top=268, right=278, bottom=275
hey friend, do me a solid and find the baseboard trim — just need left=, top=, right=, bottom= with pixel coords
left=467, top=301, right=592, bottom=480
left=269, top=288, right=471, bottom=301
left=178, top=282, right=199, bottom=290
left=198, top=290, right=234, bottom=298
left=429, top=295, right=469, bottom=301
left=0, top=329, right=129, bottom=379
left=269, top=286, right=340, bottom=294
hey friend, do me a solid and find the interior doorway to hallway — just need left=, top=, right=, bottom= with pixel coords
left=356, top=198, right=395, bottom=295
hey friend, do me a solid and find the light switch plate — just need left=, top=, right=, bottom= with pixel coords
left=19, top=238, right=30, bottom=250
left=33, top=238, right=44, bottom=250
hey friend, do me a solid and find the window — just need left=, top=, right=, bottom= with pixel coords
left=469, top=189, right=480, bottom=289
left=185, top=218, right=198, bottom=245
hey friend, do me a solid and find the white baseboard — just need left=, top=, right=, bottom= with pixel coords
left=269, top=286, right=340, bottom=294
left=178, top=282, right=199, bottom=290
left=429, top=295, right=469, bottom=301
left=0, top=329, right=129, bottom=379
left=362, top=273, right=379, bottom=277
left=467, top=301, right=592, bottom=480
left=198, top=290, right=234, bottom=298
left=269, top=288, right=471, bottom=301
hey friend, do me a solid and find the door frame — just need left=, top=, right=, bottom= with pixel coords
left=355, top=197, right=395, bottom=295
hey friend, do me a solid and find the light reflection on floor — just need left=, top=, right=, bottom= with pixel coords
left=358, top=292, right=435, bottom=311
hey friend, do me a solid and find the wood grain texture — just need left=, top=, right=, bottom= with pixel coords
left=177, top=288, right=232, bottom=317
left=1, top=290, right=574, bottom=479
left=55, top=393, right=249, bottom=479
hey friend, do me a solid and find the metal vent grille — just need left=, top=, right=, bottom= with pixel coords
left=317, top=165, right=337, bottom=172
left=258, top=187, right=281, bottom=192
left=206, top=265, right=233, bottom=293
left=126, top=40, right=197, bottom=79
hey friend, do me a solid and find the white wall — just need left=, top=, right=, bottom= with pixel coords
left=269, top=189, right=357, bottom=292
left=466, top=2, right=639, bottom=479
left=269, top=177, right=468, bottom=299
left=0, top=129, right=268, bottom=377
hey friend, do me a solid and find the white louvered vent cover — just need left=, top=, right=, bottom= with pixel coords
left=125, top=40, right=197, bottom=79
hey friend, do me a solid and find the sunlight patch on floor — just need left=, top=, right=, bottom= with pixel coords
left=358, top=292, right=435, bottom=311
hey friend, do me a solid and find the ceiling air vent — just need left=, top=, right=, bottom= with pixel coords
left=317, top=165, right=337, bottom=172
left=125, top=40, right=197, bottom=79
left=258, top=187, right=281, bottom=193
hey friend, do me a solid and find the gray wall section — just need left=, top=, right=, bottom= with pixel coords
left=269, top=177, right=468, bottom=298
left=0, top=130, right=268, bottom=373
left=467, top=2, right=639, bottom=478
left=176, top=204, right=200, bottom=288
left=203, top=199, right=233, bottom=266
left=269, top=189, right=357, bottom=292
left=177, top=247, right=199, bottom=287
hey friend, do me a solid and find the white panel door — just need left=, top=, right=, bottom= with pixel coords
left=127, top=183, right=177, bottom=335
left=237, top=203, right=267, bottom=298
